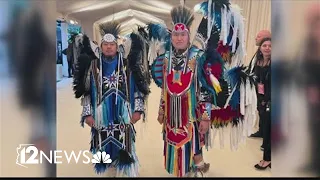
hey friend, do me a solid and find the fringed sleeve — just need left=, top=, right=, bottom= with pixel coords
left=129, top=73, right=147, bottom=121
left=133, top=91, right=145, bottom=113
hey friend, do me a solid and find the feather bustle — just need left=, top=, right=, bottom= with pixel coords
left=127, top=33, right=151, bottom=97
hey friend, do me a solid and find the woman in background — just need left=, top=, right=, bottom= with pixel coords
left=253, top=38, right=272, bottom=170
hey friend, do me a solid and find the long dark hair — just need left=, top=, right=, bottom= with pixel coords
left=256, top=37, right=271, bottom=61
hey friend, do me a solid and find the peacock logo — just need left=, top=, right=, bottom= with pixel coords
left=91, top=151, right=112, bottom=164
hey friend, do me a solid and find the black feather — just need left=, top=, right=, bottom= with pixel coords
left=197, top=18, right=209, bottom=40
left=137, top=25, right=148, bottom=42
left=213, top=0, right=231, bottom=11
left=127, top=33, right=151, bottom=97
left=81, top=34, right=96, bottom=57
left=235, top=65, right=257, bottom=89
left=73, top=54, right=92, bottom=99
left=171, top=5, right=194, bottom=28
left=115, top=149, right=135, bottom=165
left=99, top=21, right=121, bottom=38
left=72, top=34, right=97, bottom=99
left=196, top=14, right=221, bottom=50
left=216, top=78, right=229, bottom=107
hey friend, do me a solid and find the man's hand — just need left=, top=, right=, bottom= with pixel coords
left=199, top=120, right=210, bottom=135
left=85, top=115, right=95, bottom=127
left=131, top=112, right=141, bottom=124
left=157, top=114, right=164, bottom=125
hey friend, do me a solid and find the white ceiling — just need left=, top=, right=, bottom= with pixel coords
left=56, top=0, right=204, bottom=35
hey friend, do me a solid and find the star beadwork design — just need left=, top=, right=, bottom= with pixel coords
left=118, top=121, right=126, bottom=132
left=103, top=71, right=123, bottom=89
left=102, top=123, right=115, bottom=137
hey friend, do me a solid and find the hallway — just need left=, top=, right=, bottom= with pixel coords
left=56, top=77, right=271, bottom=177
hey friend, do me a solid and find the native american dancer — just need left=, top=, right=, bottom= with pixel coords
left=72, top=21, right=151, bottom=177
left=150, top=1, right=256, bottom=177
left=150, top=5, right=217, bottom=177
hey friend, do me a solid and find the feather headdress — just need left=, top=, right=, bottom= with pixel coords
left=99, top=21, right=121, bottom=43
left=171, top=5, right=194, bottom=33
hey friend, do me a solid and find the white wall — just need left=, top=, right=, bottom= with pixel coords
left=60, top=22, right=69, bottom=77
left=80, top=20, right=95, bottom=40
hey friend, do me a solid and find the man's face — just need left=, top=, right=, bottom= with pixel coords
left=101, top=42, right=117, bottom=57
left=255, top=31, right=271, bottom=46
left=171, top=31, right=189, bottom=50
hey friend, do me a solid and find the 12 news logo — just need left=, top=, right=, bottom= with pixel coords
left=16, top=144, right=112, bottom=168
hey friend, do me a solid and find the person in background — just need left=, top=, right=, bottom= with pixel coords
left=249, top=30, right=271, bottom=139
left=62, top=33, right=77, bottom=78
left=253, top=37, right=272, bottom=170
left=255, top=30, right=271, bottom=46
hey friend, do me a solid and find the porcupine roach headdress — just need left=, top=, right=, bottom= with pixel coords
left=171, top=5, right=194, bottom=34
left=99, top=21, right=121, bottom=44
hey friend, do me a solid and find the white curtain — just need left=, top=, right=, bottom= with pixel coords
left=231, top=0, right=271, bottom=65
